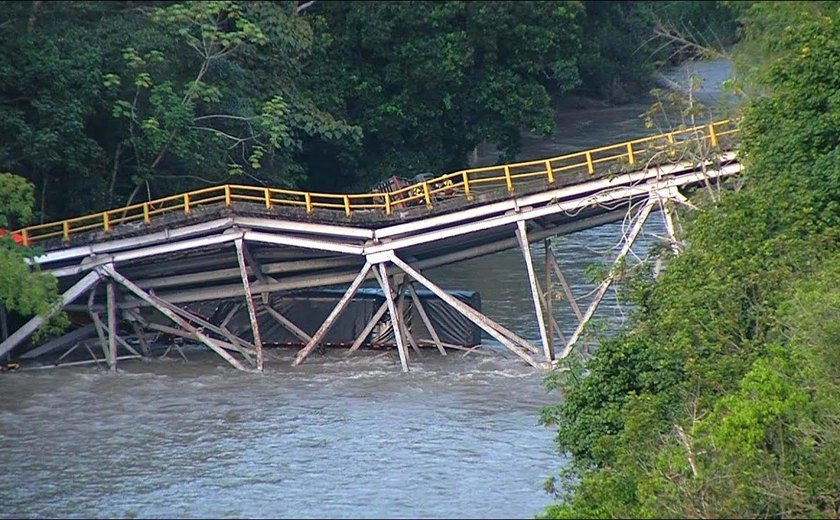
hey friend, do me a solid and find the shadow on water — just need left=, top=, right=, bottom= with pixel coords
left=0, top=59, right=734, bottom=519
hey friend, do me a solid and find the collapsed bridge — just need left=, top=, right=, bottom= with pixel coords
left=0, top=120, right=740, bottom=373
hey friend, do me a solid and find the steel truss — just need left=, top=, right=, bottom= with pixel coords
left=0, top=157, right=739, bottom=372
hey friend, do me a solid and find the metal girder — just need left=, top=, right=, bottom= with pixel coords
left=373, top=153, right=738, bottom=240
left=386, top=254, right=542, bottom=369
left=98, top=264, right=254, bottom=372
left=516, top=221, right=552, bottom=361
left=50, top=232, right=244, bottom=278
left=244, top=231, right=364, bottom=256
left=68, top=210, right=631, bottom=310
left=235, top=238, right=264, bottom=372
left=407, top=283, right=446, bottom=356
left=364, top=163, right=741, bottom=256
left=292, top=262, right=373, bottom=367
left=232, top=216, right=374, bottom=240
left=32, top=218, right=235, bottom=266
left=374, top=264, right=410, bottom=372
left=559, top=197, right=657, bottom=358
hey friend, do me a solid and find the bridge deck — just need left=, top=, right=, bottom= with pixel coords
left=17, top=120, right=738, bottom=252
left=2, top=120, right=741, bottom=372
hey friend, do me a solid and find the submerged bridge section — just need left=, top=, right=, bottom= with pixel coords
left=1, top=120, right=740, bottom=372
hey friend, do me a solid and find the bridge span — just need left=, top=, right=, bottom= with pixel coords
left=1, top=120, right=740, bottom=372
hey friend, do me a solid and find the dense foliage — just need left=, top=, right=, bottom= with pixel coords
left=540, top=2, right=840, bottom=517
left=0, top=0, right=739, bottom=222
left=0, top=173, right=61, bottom=325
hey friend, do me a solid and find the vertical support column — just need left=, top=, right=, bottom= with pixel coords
left=235, top=238, right=264, bottom=372
left=543, top=239, right=554, bottom=355
left=560, top=198, right=656, bottom=359
left=132, top=322, right=152, bottom=357
left=293, top=262, right=372, bottom=367
left=516, top=221, right=553, bottom=362
left=660, top=197, right=682, bottom=255
left=88, top=284, right=109, bottom=364
left=106, top=282, right=118, bottom=372
left=376, top=263, right=410, bottom=372
left=394, top=274, right=421, bottom=356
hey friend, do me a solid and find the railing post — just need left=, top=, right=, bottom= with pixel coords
left=305, top=192, right=313, bottom=214
left=545, top=160, right=555, bottom=184
left=21, top=229, right=29, bottom=247
left=264, top=188, right=272, bottom=209
left=384, top=192, right=392, bottom=216
left=626, top=143, right=635, bottom=165
left=585, top=151, right=594, bottom=174
left=62, top=221, right=70, bottom=242
left=462, top=171, right=472, bottom=201
left=184, top=193, right=191, bottom=214
left=143, top=203, right=150, bottom=224
left=708, top=123, right=718, bottom=148
left=423, top=182, right=432, bottom=208
left=224, top=185, right=232, bottom=207
left=103, top=212, right=110, bottom=232
left=504, top=165, right=513, bottom=193
left=344, top=195, right=351, bottom=217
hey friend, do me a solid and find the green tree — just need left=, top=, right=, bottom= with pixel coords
left=540, top=3, right=840, bottom=517
left=301, top=1, right=585, bottom=190
left=0, top=173, right=62, bottom=325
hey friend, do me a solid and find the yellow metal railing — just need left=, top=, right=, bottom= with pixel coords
left=14, top=119, right=739, bottom=246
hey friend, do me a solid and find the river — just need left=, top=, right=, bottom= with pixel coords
left=0, top=60, right=733, bottom=519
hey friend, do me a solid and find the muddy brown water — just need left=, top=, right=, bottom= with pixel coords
left=0, top=60, right=732, bottom=519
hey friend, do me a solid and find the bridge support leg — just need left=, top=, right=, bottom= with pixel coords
left=386, top=253, right=543, bottom=369
left=346, top=300, right=389, bottom=357
left=98, top=264, right=254, bottom=373
left=235, top=238, right=264, bottom=372
left=151, top=296, right=256, bottom=362
left=293, top=261, right=372, bottom=367
left=547, top=248, right=583, bottom=324
left=20, top=323, right=96, bottom=360
left=544, top=240, right=554, bottom=356
left=131, top=321, right=152, bottom=357
left=374, top=264, right=409, bottom=372
left=394, top=274, right=422, bottom=358
left=107, top=282, right=118, bottom=371
left=264, top=305, right=312, bottom=344
left=659, top=196, right=683, bottom=255
left=559, top=197, right=656, bottom=359
left=516, top=221, right=553, bottom=362
left=407, top=283, right=446, bottom=356
left=534, top=268, right=568, bottom=348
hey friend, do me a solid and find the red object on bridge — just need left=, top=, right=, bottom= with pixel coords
left=0, top=228, right=25, bottom=246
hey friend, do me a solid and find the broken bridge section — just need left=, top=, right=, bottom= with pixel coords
left=1, top=121, right=741, bottom=372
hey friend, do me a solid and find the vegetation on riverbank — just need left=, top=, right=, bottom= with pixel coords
left=0, top=1, right=739, bottom=225
left=540, top=2, right=840, bottom=517
left=0, top=173, right=64, bottom=337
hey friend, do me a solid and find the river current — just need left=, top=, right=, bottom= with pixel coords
left=0, top=60, right=732, bottom=519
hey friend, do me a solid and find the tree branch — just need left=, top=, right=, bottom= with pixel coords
left=296, top=1, right=316, bottom=14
